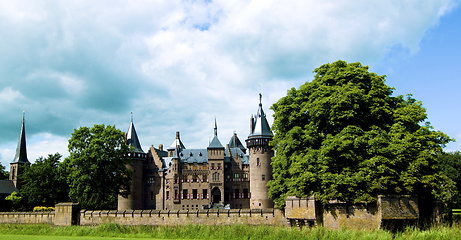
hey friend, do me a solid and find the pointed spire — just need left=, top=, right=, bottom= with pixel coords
left=208, top=118, right=223, bottom=148
left=214, top=116, right=218, bottom=136
left=248, top=94, right=272, bottom=138
left=12, top=111, right=29, bottom=164
left=126, top=113, right=144, bottom=153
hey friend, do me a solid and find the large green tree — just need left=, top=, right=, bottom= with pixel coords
left=20, top=153, right=69, bottom=207
left=64, top=124, right=132, bottom=210
left=269, top=60, right=453, bottom=209
left=0, top=163, right=8, bottom=180
left=437, top=151, right=461, bottom=208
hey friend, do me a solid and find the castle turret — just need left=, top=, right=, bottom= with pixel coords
left=246, top=94, right=274, bottom=209
left=10, top=112, right=30, bottom=190
left=207, top=118, right=225, bottom=204
left=118, top=114, right=147, bottom=210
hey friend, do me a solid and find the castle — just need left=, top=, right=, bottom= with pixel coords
left=118, top=94, right=274, bottom=210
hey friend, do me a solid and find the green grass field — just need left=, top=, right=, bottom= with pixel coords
left=1, top=223, right=461, bottom=240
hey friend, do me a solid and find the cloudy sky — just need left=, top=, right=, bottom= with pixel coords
left=1, top=0, right=460, bottom=168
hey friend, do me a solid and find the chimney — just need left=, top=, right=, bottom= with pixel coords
left=250, top=115, right=255, bottom=134
left=159, top=144, right=163, bottom=151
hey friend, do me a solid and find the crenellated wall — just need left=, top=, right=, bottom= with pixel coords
left=0, top=211, right=54, bottom=224
left=285, top=195, right=419, bottom=230
left=79, top=208, right=286, bottom=226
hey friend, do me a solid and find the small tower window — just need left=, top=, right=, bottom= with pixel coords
left=257, top=158, right=260, bottom=166
left=262, top=175, right=265, bottom=181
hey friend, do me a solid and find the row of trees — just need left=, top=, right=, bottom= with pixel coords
left=1, top=124, right=132, bottom=210
left=268, top=60, right=461, bottom=216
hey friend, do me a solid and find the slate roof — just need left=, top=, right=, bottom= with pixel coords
left=168, top=131, right=186, bottom=151
left=228, top=133, right=246, bottom=153
left=11, top=114, right=29, bottom=164
left=179, top=149, right=208, bottom=164
left=248, top=94, right=272, bottom=139
left=208, top=118, right=224, bottom=148
left=0, top=180, right=18, bottom=195
left=126, top=116, right=144, bottom=153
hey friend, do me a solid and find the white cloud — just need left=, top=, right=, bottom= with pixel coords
left=0, top=0, right=458, bottom=155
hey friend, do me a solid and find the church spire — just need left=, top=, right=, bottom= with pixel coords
left=11, top=112, right=29, bottom=164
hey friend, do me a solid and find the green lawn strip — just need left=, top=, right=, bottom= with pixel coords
left=0, top=235, right=164, bottom=240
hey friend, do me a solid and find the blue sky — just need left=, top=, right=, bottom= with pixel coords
left=0, top=0, right=460, bottom=168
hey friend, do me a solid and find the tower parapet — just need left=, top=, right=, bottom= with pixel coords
left=246, top=94, right=274, bottom=209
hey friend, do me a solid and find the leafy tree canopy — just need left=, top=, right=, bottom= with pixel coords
left=20, top=153, right=69, bottom=207
left=63, top=124, right=132, bottom=210
left=268, top=60, right=452, bottom=208
left=0, top=163, right=8, bottom=180
left=437, top=151, right=461, bottom=208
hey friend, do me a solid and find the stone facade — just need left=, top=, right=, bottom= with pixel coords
left=119, top=96, right=273, bottom=211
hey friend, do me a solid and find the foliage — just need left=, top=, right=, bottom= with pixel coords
left=33, top=206, right=55, bottom=212
left=437, top=151, right=461, bottom=208
left=0, top=162, right=8, bottom=180
left=5, top=191, right=22, bottom=206
left=20, top=153, right=69, bottom=207
left=63, top=124, right=132, bottom=210
left=269, top=60, right=453, bottom=208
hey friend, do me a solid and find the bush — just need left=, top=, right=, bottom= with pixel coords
left=33, top=206, right=55, bottom=212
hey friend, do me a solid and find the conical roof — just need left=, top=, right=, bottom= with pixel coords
left=208, top=118, right=224, bottom=148
left=126, top=115, right=144, bottom=153
left=11, top=113, right=29, bottom=164
left=248, top=94, right=272, bottom=139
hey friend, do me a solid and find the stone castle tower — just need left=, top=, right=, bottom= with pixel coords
left=9, top=113, right=30, bottom=190
left=246, top=94, right=274, bottom=208
left=117, top=115, right=147, bottom=210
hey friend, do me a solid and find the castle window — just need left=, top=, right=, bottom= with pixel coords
left=234, top=173, right=239, bottom=180
left=203, top=163, right=207, bottom=170
left=243, top=189, right=248, bottom=199
left=148, top=177, right=155, bottom=184
left=182, top=189, right=187, bottom=200
left=243, top=173, right=248, bottom=181
left=193, top=189, right=197, bottom=199
left=234, top=189, right=239, bottom=199
left=166, top=191, right=170, bottom=200
left=203, top=189, right=207, bottom=199
left=257, top=158, right=260, bottom=166
left=212, top=172, right=219, bottom=182
left=183, top=163, right=188, bottom=169
left=233, top=163, right=239, bottom=169
left=217, top=163, right=221, bottom=170
left=262, top=175, right=265, bottom=181
left=211, top=163, right=215, bottom=170
left=175, top=189, right=178, bottom=200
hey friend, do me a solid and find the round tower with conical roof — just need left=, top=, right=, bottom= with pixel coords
left=246, top=94, right=274, bottom=209
left=118, top=114, right=147, bottom=210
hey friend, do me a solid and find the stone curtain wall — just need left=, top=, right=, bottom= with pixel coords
left=0, top=211, right=54, bottom=224
left=80, top=208, right=287, bottom=226
left=285, top=195, right=419, bottom=230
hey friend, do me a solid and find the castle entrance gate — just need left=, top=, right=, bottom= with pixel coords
left=211, top=187, right=221, bottom=203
